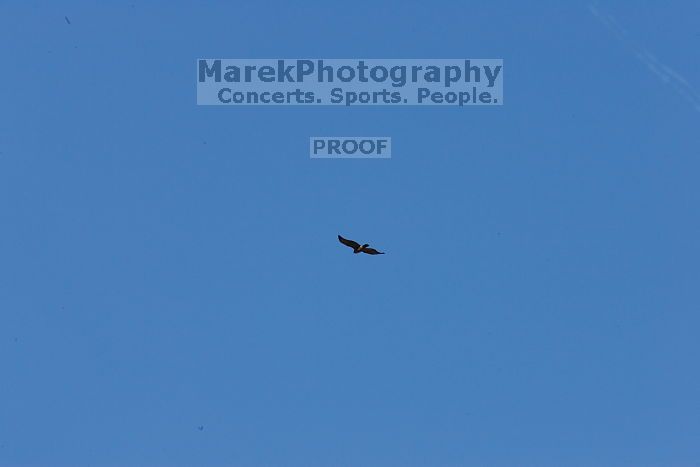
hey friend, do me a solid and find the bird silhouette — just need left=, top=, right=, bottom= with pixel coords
left=338, top=235, right=385, bottom=255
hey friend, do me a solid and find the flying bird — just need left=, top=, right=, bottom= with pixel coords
left=338, top=235, right=385, bottom=255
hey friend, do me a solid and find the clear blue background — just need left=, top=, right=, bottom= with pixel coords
left=1, top=1, right=699, bottom=466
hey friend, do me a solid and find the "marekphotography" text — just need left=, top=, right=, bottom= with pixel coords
left=197, top=59, right=503, bottom=106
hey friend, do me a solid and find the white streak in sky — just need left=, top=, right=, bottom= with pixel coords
left=589, top=3, right=700, bottom=112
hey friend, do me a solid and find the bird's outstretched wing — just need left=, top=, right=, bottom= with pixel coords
left=362, top=247, right=384, bottom=255
left=338, top=235, right=360, bottom=249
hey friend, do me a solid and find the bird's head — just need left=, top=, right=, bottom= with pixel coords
left=362, top=243, right=369, bottom=248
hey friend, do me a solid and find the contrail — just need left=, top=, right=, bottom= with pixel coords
left=589, top=3, right=700, bottom=112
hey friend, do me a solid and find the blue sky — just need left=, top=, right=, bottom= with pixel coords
left=1, top=1, right=699, bottom=466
